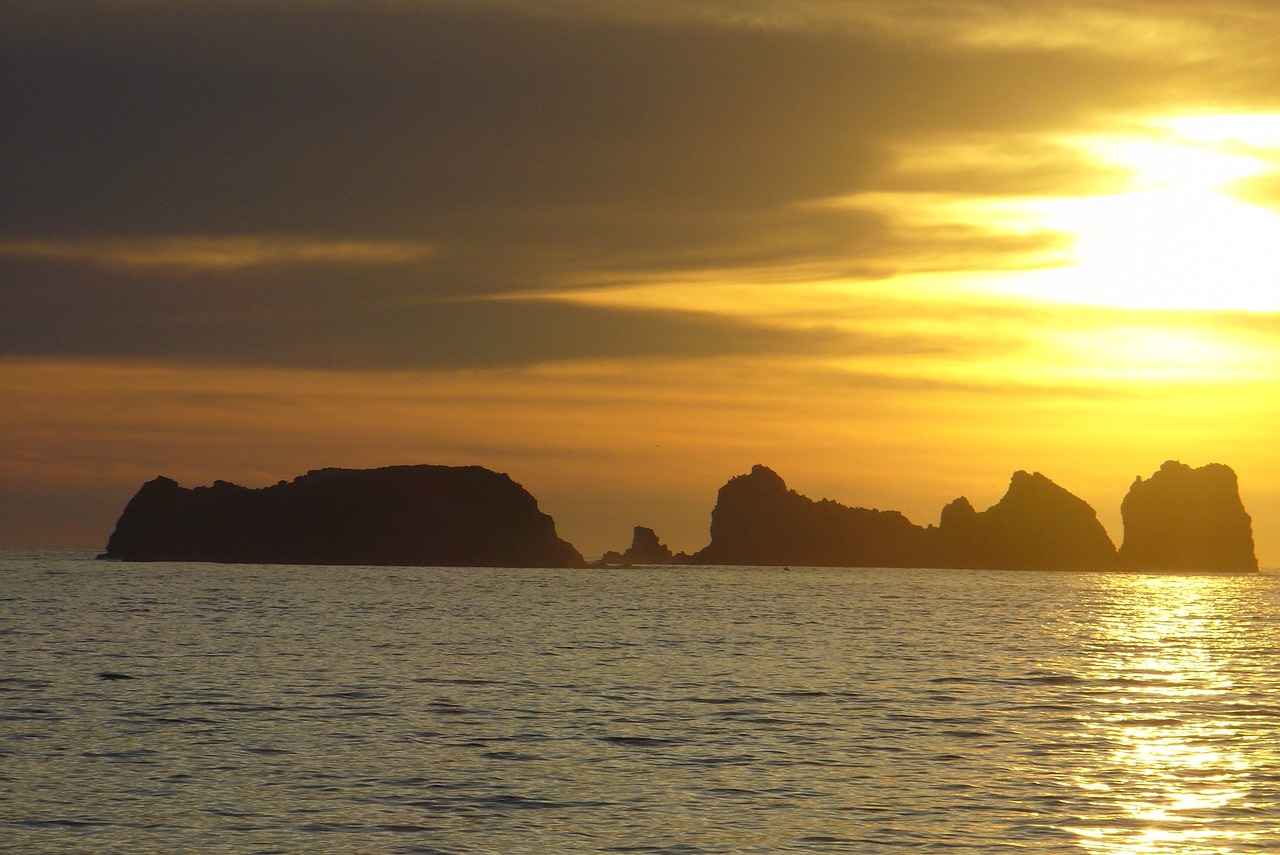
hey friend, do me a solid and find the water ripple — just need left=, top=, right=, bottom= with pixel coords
left=4, top=554, right=1280, bottom=852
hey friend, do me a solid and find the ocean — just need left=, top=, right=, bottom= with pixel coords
left=3, top=550, right=1280, bottom=854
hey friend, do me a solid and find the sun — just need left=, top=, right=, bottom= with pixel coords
left=1005, top=114, right=1280, bottom=312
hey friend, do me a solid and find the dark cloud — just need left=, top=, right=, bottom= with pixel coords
left=1, top=0, right=1270, bottom=370
left=0, top=254, right=990, bottom=369
left=3, top=1, right=1186, bottom=238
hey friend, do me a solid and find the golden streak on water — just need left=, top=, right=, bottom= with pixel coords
left=1069, top=575, right=1255, bottom=854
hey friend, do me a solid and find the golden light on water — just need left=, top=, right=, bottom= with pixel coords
left=1070, top=575, right=1259, bottom=853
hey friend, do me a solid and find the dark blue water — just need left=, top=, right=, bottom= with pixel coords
left=4, top=550, right=1280, bottom=853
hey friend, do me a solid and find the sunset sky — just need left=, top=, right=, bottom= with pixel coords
left=3, top=0, right=1279, bottom=564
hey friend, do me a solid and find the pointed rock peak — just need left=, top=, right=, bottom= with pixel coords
left=943, top=470, right=1115, bottom=569
left=631, top=526, right=663, bottom=550
left=748, top=464, right=785, bottom=485
left=622, top=526, right=673, bottom=564
left=986, top=470, right=1103, bottom=529
left=939, top=496, right=977, bottom=527
left=135, top=475, right=185, bottom=498
left=725, top=464, right=788, bottom=495
left=1006, top=470, right=1034, bottom=494
left=1003, top=471, right=1044, bottom=496
left=998, top=470, right=1084, bottom=505
left=1007, top=470, right=1055, bottom=491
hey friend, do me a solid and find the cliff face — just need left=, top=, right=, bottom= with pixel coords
left=936, top=471, right=1117, bottom=571
left=1118, top=461, right=1258, bottom=572
left=101, top=465, right=585, bottom=568
left=690, top=465, right=932, bottom=567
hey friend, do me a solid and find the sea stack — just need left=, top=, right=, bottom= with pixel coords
left=1118, top=461, right=1258, bottom=572
left=935, top=471, right=1117, bottom=571
left=100, top=464, right=585, bottom=568
left=600, top=526, right=675, bottom=565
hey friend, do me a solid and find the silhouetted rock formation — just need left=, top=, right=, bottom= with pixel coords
left=1118, top=461, right=1258, bottom=572
left=687, top=465, right=1119, bottom=570
left=100, top=465, right=585, bottom=567
left=690, top=465, right=933, bottom=567
left=935, top=471, right=1117, bottom=571
left=601, top=526, right=674, bottom=565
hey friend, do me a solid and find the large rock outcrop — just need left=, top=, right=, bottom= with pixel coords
left=599, top=526, right=675, bottom=565
left=689, top=465, right=933, bottom=567
left=1118, top=461, right=1258, bottom=572
left=100, top=465, right=585, bottom=567
left=935, top=470, right=1117, bottom=571
left=686, top=465, right=1118, bottom=570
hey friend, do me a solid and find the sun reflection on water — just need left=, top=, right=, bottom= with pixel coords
left=1068, top=575, right=1260, bottom=854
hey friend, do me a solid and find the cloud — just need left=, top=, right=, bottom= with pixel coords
left=1235, top=169, right=1280, bottom=210
left=4, top=0, right=1278, bottom=372
left=0, top=237, right=434, bottom=269
left=6, top=1, right=1280, bottom=561
left=0, top=3, right=1205, bottom=238
left=0, top=250, right=969, bottom=368
left=873, top=134, right=1135, bottom=198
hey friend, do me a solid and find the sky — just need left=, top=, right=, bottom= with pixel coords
left=3, top=0, right=1279, bottom=563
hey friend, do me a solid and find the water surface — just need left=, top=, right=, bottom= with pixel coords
left=4, top=550, right=1280, bottom=853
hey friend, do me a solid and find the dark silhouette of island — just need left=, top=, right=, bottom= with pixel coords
left=598, top=526, right=675, bottom=566
left=1118, top=461, right=1258, bottom=572
left=680, top=462, right=1254, bottom=571
left=98, top=459, right=1259, bottom=572
left=935, top=470, right=1117, bottom=571
left=690, top=465, right=933, bottom=567
left=690, top=464, right=1116, bottom=570
left=100, top=465, right=585, bottom=567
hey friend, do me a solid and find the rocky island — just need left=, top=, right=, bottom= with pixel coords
left=683, top=465, right=1118, bottom=571
left=689, top=465, right=933, bottom=568
left=934, top=470, right=1117, bottom=571
left=100, top=464, right=585, bottom=568
left=598, top=526, right=675, bottom=566
left=1118, top=461, right=1258, bottom=572
left=627, top=461, right=1255, bottom=572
